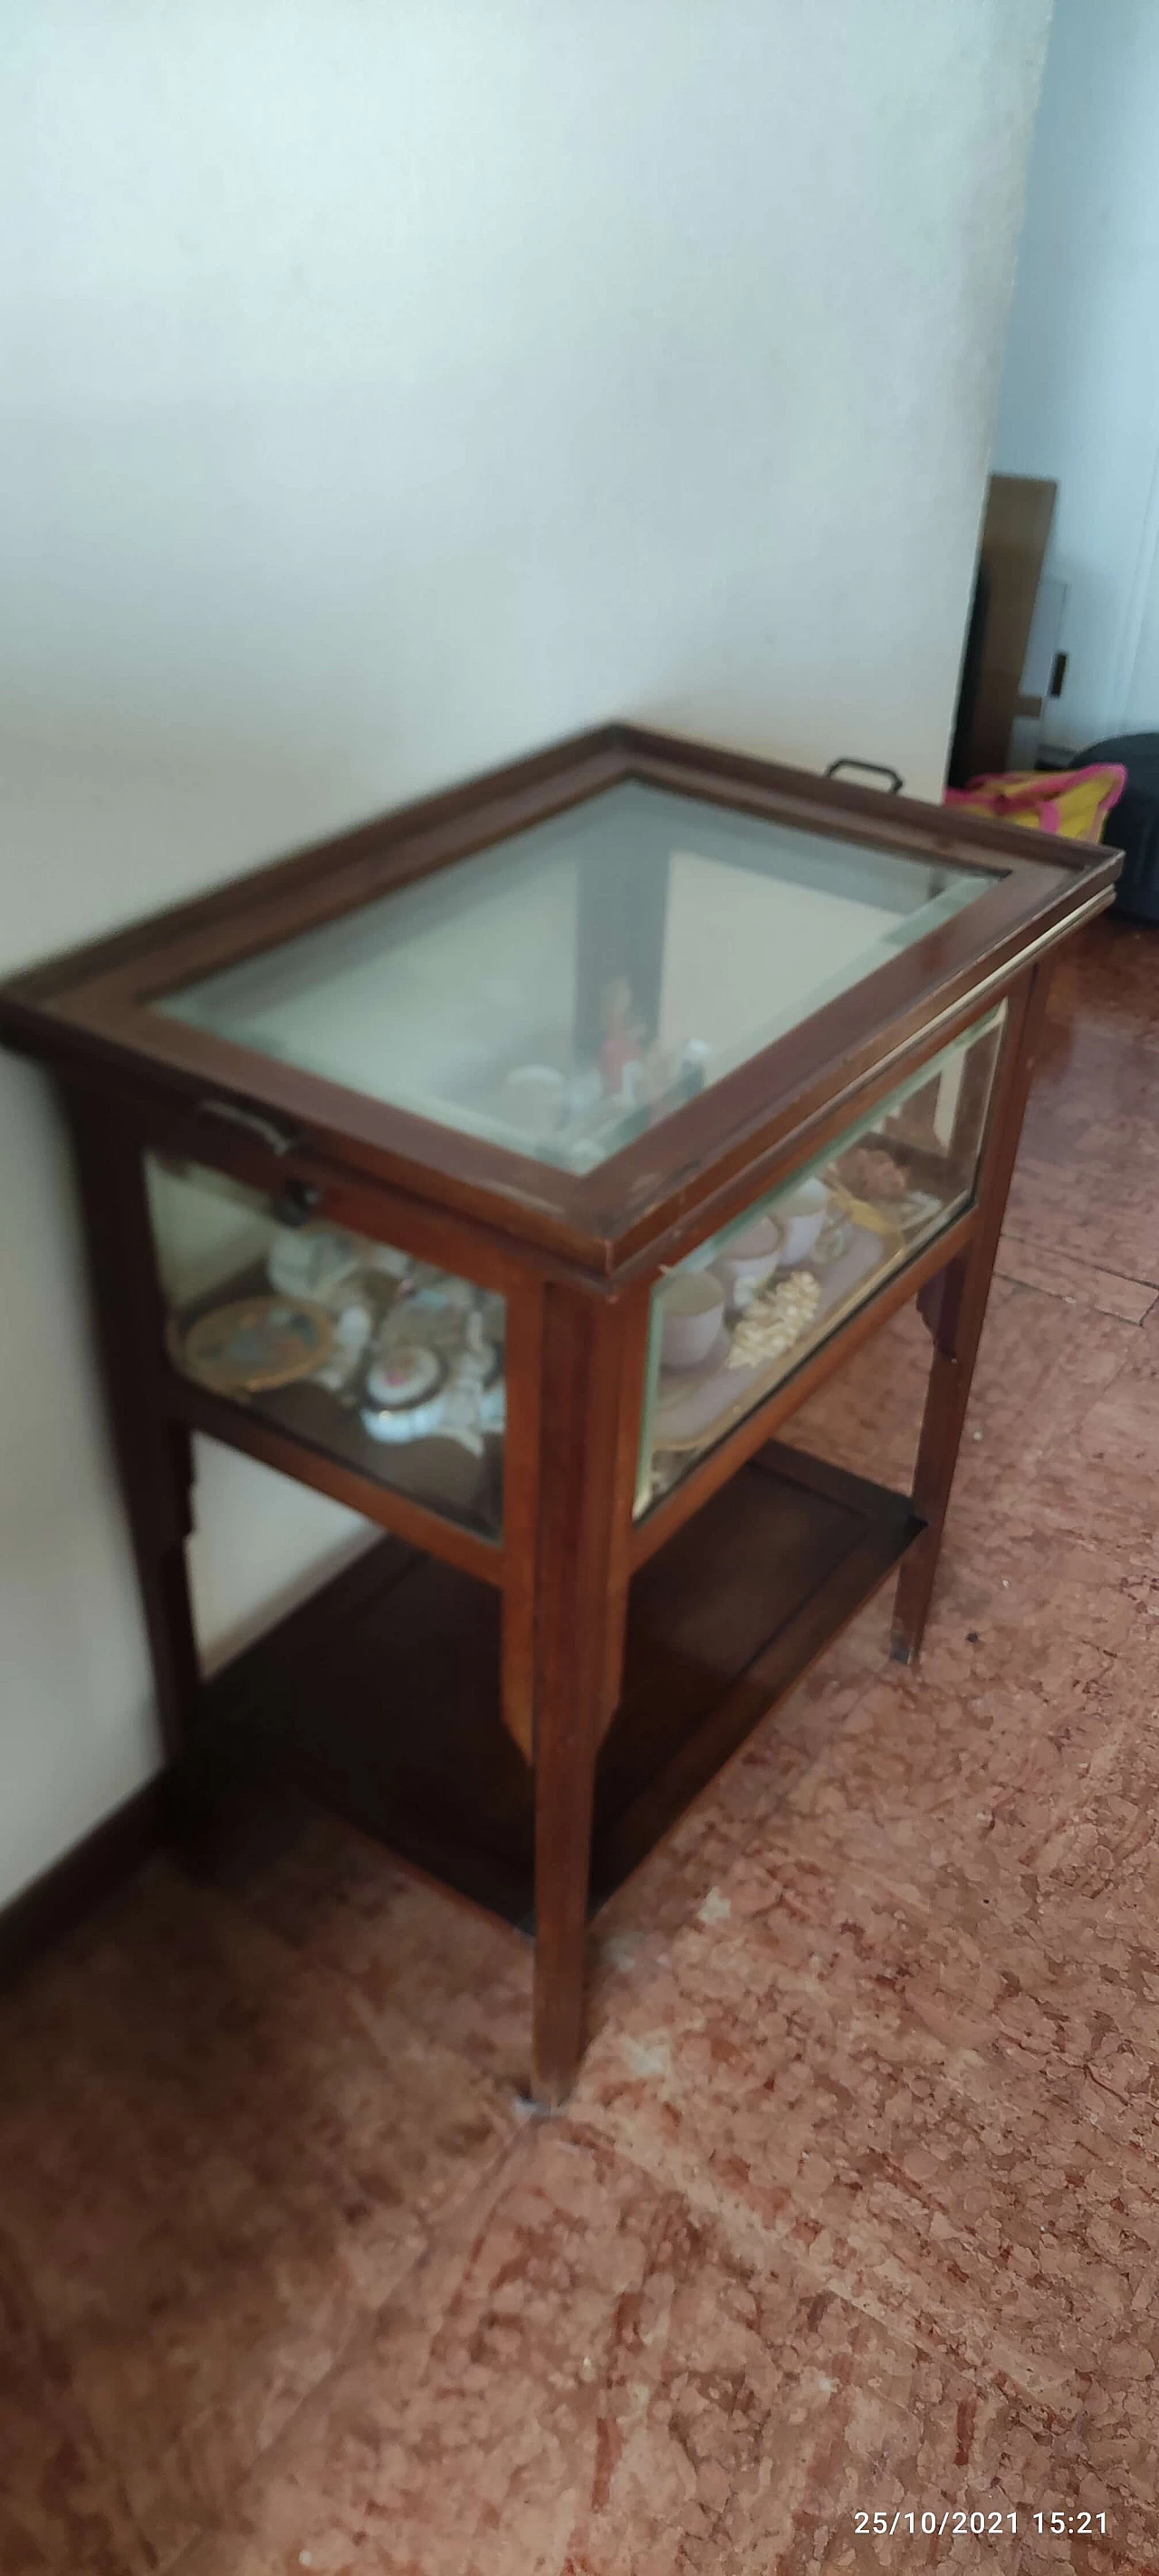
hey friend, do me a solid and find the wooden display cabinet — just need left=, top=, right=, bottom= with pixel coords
left=0, top=725, right=1120, bottom=2103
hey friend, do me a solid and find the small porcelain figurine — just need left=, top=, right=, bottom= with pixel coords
left=599, top=975, right=646, bottom=1099
left=679, top=1039, right=714, bottom=1087
left=436, top=1309, right=500, bottom=1456
left=312, top=1297, right=374, bottom=1396
left=365, top=1244, right=414, bottom=1284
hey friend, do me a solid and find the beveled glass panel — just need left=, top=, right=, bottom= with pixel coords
left=156, top=782, right=997, bottom=1174
left=145, top=1155, right=505, bottom=1539
left=636, top=1005, right=1006, bottom=1517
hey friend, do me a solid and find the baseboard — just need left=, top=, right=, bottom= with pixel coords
left=0, top=1777, right=168, bottom=1989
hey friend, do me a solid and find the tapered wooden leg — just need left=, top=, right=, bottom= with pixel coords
left=531, top=1281, right=639, bottom=2108
left=892, top=961, right=1053, bottom=1662
left=62, top=1091, right=201, bottom=1761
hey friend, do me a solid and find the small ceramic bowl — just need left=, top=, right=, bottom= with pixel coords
left=364, top=1342, right=443, bottom=1409
left=774, top=1177, right=830, bottom=1267
left=659, top=1268, right=726, bottom=1370
left=715, top=1216, right=783, bottom=1303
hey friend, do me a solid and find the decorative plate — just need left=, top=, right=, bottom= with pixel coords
left=168, top=1296, right=334, bottom=1395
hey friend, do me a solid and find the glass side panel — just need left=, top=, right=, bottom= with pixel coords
left=145, top=1157, right=505, bottom=1540
left=635, top=1005, right=1006, bottom=1519
left=156, top=782, right=998, bottom=1174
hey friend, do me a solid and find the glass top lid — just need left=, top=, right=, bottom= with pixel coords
left=157, top=781, right=998, bottom=1175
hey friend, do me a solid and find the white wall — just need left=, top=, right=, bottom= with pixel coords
left=994, top=0, right=1159, bottom=747
left=0, top=0, right=1051, bottom=1903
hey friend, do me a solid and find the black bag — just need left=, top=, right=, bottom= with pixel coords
left=1080, top=734, right=1159, bottom=924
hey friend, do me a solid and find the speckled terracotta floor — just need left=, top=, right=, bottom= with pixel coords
left=5, top=921, right=1159, bottom=2576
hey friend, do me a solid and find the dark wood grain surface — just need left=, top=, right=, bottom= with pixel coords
left=190, top=1441, right=922, bottom=1939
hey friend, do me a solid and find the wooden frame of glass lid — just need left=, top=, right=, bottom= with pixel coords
left=3, top=723, right=1118, bottom=1273
left=0, top=723, right=1121, bottom=2108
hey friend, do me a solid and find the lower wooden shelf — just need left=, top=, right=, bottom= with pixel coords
left=191, top=1439, right=924, bottom=1931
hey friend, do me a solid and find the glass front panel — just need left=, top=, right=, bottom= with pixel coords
left=635, top=1005, right=1006, bottom=1518
left=157, top=783, right=998, bottom=1175
left=146, top=1156, right=505, bottom=1539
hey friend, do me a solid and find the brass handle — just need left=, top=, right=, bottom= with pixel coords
left=825, top=757, right=905, bottom=793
